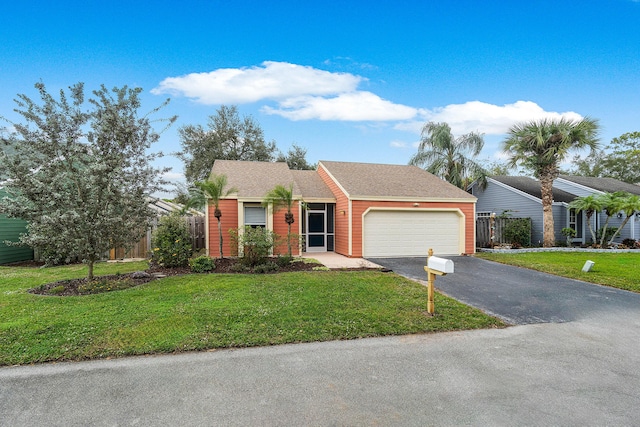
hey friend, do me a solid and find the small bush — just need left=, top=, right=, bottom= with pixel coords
left=253, top=262, right=279, bottom=274
left=275, top=255, right=293, bottom=268
left=151, top=214, right=193, bottom=268
left=503, top=218, right=531, bottom=247
left=229, top=226, right=276, bottom=267
left=189, top=255, right=216, bottom=273
left=231, top=263, right=251, bottom=273
left=596, top=226, right=618, bottom=243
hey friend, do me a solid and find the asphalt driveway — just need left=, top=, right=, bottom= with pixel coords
left=368, top=256, right=640, bottom=324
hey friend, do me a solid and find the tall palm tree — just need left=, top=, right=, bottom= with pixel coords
left=262, top=183, right=295, bottom=257
left=568, top=194, right=603, bottom=245
left=192, top=174, right=237, bottom=258
left=607, top=193, right=640, bottom=245
left=409, top=122, right=487, bottom=189
left=503, top=117, right=600, bottom=247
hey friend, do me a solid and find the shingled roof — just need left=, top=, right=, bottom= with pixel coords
left=319, top=161, right=476, bottom=200
left=491, top=176, right=577, bottom=203
left=558, top=175, right=640, bottom=196
left=211, top=160, right=302, bottom=198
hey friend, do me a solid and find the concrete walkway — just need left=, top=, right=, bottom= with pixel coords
left=301, top=252, right=382, bottom=269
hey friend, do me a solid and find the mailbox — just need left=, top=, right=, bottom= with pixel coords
left=427, top=256, right=454, bottom=274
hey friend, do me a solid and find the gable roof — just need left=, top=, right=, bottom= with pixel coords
left=211, top=160, right=302, bottom=198
left=558, top=175, right=640, bottom=196
left=491, top=176, right=577, bottom=203
left=290, top=170, right=335, bottom=200
left=319, top=160, right=476, bottom=200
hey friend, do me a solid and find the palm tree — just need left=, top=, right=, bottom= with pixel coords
left=409, top=122, right=487, bottom=189
left=262, top=183, right=295, bottom=257
left=607, top=193, right=640, bottom=245
left=568, top=194, right=603, bottom=245
left=597, top=191, right=627, bottom=247
left=192, top=174, right=237, bottom=258
left=503, top=117, right=600, bottom=247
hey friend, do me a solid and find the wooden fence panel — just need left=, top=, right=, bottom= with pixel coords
left=109, top=215, right=205, bottom=260
left=476, top=217, right=532, bottom=248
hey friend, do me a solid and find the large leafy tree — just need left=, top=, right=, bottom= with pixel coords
left=262, top=183, right=295, bottom=257
left=178, top=105, right=277, bottom=183
left=276, top=143, right=315, bottom=170
left=503, top=117, right=600, bottom=247
left=0, top=82, right=175, bottom=279
left=409, top=122, right=487, bottom=189
left=571, top=131, right=640, bottom=183
left=190, top=174, right=237, bottom=258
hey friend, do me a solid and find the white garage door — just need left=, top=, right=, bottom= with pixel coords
left=363, top=210, right=462, bottom=257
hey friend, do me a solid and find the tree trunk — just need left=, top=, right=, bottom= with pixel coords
left=217, top=217, right=224, bottom=259
left=540, top=173, right=555, bottom=247
left=287, top=223, right=292, bottom=257
left=586, top=212, right=597, bottom=244
left=87, top=258, right=95, bottom=280
left=608, top=216, right=630, bottom=245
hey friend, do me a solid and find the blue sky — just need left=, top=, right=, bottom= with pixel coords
left=1, top=0, right=639, bottom=196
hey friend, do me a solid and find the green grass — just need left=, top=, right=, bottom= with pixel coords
left=475, top=252, right=640, bottom=292
left=0, top=262, right=503, bottom=365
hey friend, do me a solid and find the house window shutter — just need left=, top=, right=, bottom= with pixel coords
left=244, top=206, right=266, bottom=227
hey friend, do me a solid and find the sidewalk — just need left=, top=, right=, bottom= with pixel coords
left=301, top=252, right=382, bottom=269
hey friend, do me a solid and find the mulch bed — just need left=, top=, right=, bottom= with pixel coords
left=26, top=257, right=344, bottom=297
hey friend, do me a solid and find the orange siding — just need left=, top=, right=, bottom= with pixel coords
left=318, top=166, right=350, bottom=256
left=272, top=201, right=300, bottom=256
left=208, top=199, right=238, bottom=258
left=350, top=200, right=476, bottom=256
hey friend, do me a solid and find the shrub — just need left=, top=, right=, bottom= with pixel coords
left=502, top=218, right=531, bottom=247
left=189, top=255, right=216, bottom=273
left=253, top=262, right=279, bottom=274
left=151, top=214, right=193, bottom=268
left=596, top=226, right=618, bottom=244
left=229, top=226, right=276, bottom=267
left=275, top=255, right=293, bottom=268
left=622, top=238, right=640, bottom=249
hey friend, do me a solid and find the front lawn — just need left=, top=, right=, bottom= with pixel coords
left=475, top=252, right=640, bottom=293
left=0, top=261, right=503, bottom=365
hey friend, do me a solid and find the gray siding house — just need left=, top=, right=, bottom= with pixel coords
left=554, top=175, right=640, bottom=242
left=471, top=175, right=640, bottom=246
left=469, top=176, right=575, bottom=245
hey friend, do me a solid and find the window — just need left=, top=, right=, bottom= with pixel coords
left=244, top=205, right=266, bottom=228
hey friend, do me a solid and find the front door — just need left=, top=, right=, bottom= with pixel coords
left=306, top=210, right=326, bottom=252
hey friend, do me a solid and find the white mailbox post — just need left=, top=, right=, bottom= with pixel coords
left=423, top=248, right=454, bottom=315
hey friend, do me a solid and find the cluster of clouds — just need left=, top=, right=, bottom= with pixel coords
left=152, top=61, right=582, bottom=136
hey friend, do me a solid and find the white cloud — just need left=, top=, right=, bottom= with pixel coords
left=162, top=171, right=185, bottom=181
left=395, top=101, right=583, bottom=135
left=262, top=91, right=417, bottom=121
left=389, top=140, right=408, bottom=148
left=153, top=62, right=585, bottom=128
left=152, top=61, right=362, bottom=104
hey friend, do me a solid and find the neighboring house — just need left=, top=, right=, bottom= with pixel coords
left=554, top=175, right=640, bottom=242
left=469, top=175, right=640, bottom=245
left=208, top=160, right=477, bottom=258
left=0, top=188, right=34, bottom=265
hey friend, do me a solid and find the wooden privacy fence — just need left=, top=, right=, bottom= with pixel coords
left=109, top=215, right=206, bottom=260
left=476, top=216, right=532, bottom=248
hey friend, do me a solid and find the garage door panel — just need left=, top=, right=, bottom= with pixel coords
left=363, top=210, right=461, bottom=257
